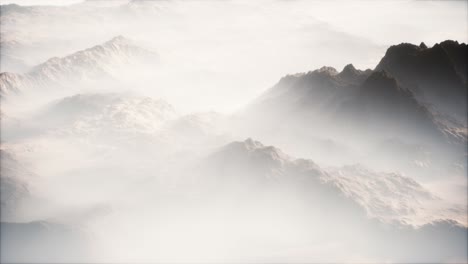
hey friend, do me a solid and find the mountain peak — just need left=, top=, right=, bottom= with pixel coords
left=1, top=36, right=159, bottom=98
left=393, top=42, right=421, bottom=51
left=338, top=63, right=358, bottom=78
left=243, top=138, right=263, bottom=150
left=104, top=35, right=133, bottom=46
left=375, top=40, right=467, bottom=124
left=377, top=40, right=467, bottom=73
left=440, top=39, right=461, bottom=47
left=219, top=138, right=291, bottom=164
left=342, top=63, right=356, bottom=72
left=336, top=63, right=372, bottom=83
left=315, top=66, right=338, bottom=76
left=224, top=138, right=266, bottom=153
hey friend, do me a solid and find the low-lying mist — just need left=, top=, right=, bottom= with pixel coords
left=1, top=0, right=467, bottom=263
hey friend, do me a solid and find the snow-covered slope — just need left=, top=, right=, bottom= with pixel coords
left=165, top=138, right=467, bottom=262
left=34, top=93, right=177, bottom=136
left=0, top=36, right=158, bottom=97
left=324, top=164, right=465, bottom=225
left=204, top=138, right=466, bottom=226
left=0, top=72, right=28, bottom=96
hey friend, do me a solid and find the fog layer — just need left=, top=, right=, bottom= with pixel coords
left=1, top=0, right=467, bottom=263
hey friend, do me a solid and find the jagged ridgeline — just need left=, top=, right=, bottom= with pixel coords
left=0, top=36, right=158, bottom=97
left=245, top=41, right=467, bottom=148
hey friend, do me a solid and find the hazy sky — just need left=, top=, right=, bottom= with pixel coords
left=1, top=0, right=82, bottom=5
left=2, top=0, right=466, bottom=48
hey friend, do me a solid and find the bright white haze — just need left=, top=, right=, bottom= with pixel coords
left=0, top=0, right=467, bottom=263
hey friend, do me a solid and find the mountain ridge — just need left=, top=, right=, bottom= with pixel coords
left=245, top=40, right=466, bottom=148
left=203, top=138, right=465, bottom=226
left=375, top=40, right=467, bottom=125
left=0, top=35, right=157, bottom=97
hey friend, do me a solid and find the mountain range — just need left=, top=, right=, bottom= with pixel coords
left=201, top=138, right=464, bottom=225
left=0, top=18, right=466, bottom=262
left=166, top=138, right=467, bottom=262
left=242, top=40, right=467, bottom=161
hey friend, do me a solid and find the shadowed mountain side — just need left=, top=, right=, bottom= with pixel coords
left=250, top=65, right=371, bottom=121
left=241, top=65, right=455, bottom=150
left=375, top=40, right=467, bottom=126
left=237, top=41, right=468, bottom=172
left=334, top=70, right=447, bottom=145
